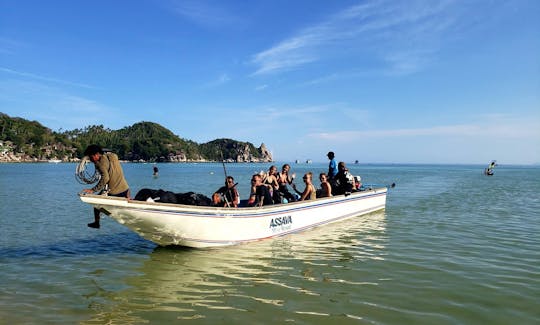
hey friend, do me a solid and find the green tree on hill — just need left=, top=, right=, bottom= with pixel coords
left=0, top=113, right=272, bottom=162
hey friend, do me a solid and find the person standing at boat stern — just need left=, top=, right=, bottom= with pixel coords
left=82, top=144, right=130, bottom=229
left=327, top=151, right=338, bottom=181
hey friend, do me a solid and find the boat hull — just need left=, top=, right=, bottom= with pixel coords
left=80, top=188, right=387, bottom=248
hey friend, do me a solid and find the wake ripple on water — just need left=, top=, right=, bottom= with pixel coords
left=2, top=163, right=539, bottom=324
left=377, top=167, right=540, bottom=324
left=64, top=211, right=392, bottom=324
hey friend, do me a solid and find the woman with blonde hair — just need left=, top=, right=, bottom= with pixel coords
left=292, top=172, right=316, bottom=201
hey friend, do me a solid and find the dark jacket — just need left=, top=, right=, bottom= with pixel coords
left=332, top=170, right=354, bottom=195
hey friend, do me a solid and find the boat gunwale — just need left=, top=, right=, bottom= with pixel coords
left=79, top=187, right=387, bottom=217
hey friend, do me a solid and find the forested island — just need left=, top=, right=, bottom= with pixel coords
left=0, top=113, right=272, bottom=163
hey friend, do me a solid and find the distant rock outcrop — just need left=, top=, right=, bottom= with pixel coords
left=236, top=143, right=272, bottom=162
left=259, top=143, right=272, bottom=162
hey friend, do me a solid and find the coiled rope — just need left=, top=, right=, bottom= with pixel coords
left=75, top=156, right=101, bottom=184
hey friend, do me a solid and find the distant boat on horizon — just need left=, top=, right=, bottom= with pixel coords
left=48, top=159, right=62, bottom=163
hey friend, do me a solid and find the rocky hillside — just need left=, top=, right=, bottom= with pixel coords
left=0, top=113, right=272, bottom=163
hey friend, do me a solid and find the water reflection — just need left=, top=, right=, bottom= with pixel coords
left=82, top=211, right=387, bottom=323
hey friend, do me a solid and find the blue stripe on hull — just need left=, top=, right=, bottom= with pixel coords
left=170, top=204, right=386, bottom=246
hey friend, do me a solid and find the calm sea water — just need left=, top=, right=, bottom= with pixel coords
left=0, top=162, right=538, bottom=324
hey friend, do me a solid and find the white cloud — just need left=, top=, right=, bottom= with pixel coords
left=251, top=36, right=319, bottom=75
left=0, top=37, right=26, bottom=55
left=0, top=67, right=95, bottom=89
left=171, top=0, right=239, bottom=28
left=204, top=73, right=231, bottom=88
left=308, top=118, right=540, bottom=140
left=269, top=114, right=540, bottom=164
left=170, top=104, right=335, bottom=144
left=0, top=78, right=118, bottom=130
left=251, top=0, right=466, bottom=76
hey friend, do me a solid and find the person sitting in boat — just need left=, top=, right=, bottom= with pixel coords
left=292, top=172, right=317, bottom=201
left=331, top=162, right=355, bottom=196
left=277, top=164, right=297, bottom=203
left=212, top=176, right=240, bottom=207
left=353, top=175, right=362, bottom=191
left=81, top=144, right=130, bottom=229
left=262, top=165, right=281, bottom=203
left=247, top=174, right=273, bottom=207
left=317, top=172, right=333, bottom=198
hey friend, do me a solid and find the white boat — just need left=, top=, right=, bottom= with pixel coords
left=79, top=187, right=387, bottom=248
left=48, top=159, right=62, bottom=163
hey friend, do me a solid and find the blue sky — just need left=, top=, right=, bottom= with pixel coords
left=1, top=0, right=539, bottom=164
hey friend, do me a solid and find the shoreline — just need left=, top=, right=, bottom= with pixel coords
left=1, top=160, right=538, bottom=167
left=0, top=160, right=273, bottom=164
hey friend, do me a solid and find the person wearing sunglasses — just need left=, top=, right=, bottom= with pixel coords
left=292, top=172, right=316, bottom=201
left=248, top=174, right=273, bottom=207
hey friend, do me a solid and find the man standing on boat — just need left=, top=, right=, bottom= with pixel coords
left=82, top=144, right=130, bottom=229
left=327, top=151, right=338, bottom=181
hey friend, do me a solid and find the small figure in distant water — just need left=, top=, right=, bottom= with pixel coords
left=248, top=174, right=273, bottom=207
left=484, top=160, right=497, bottom=176
left=327, top=151, right=338, bottom=181
left=82, top=144, right=130, bottom=229
left=317, top=173, right=332, bottom=198
left=153, top=165, right=159, bottom=177
left=292, top=172, right=316, bottom=201
left=212, top=176, right=240, bottom=207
